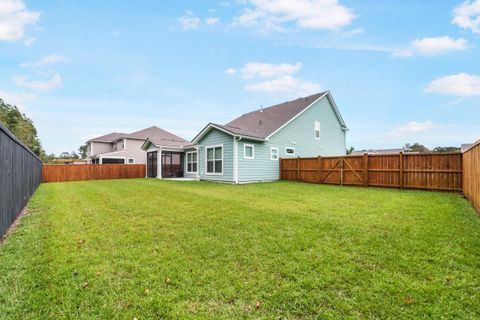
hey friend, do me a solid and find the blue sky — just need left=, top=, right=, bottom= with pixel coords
left=0, top=0, right=479, bottom=154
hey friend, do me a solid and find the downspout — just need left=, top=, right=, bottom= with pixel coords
left=195, top=145, right=200, bottom=181
left=233, top=137, right=238, bottom=184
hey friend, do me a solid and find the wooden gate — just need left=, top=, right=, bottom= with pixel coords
left=320, top=156, right=365, bottom=186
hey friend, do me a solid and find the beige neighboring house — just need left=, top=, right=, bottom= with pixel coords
left=87, top=126, right=188, bottom=164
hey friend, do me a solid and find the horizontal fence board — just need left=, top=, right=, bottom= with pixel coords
left=280, top=153, right=463, bottom=193
left=42, top=164, right=146, bottom=183
left=463, top=143, right=480, bottom=212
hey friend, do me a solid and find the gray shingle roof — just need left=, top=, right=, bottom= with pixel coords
left=129, top=126, right=190, bottom=148
left=87, top=132, right=126, bottom=143
left=223, top=92, right=328, bottom=139
left=351, top=148, right=404, bottom=156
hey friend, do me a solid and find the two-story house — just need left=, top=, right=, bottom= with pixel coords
left=87, top=126, right=189, bottom=164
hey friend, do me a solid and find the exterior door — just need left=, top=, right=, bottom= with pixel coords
left=147, top=151, right=157, bottom=178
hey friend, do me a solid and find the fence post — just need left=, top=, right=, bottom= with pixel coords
left=297, top=157, right=300, bottom=181
left=317, top=155, right=322, bottom=184
left=399, top=152, right=404, bottom=189
left=340, top=157, right=344, bottom=186
left=363, top=153, right=369, bottom=187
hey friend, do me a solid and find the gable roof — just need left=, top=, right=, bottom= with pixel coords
left=351, top=148, right=404, bottom=156
left=192, top=91, right=347, bottom=143
left=87, top=132, right=126, bottom=143
left=462, top=139, right=480, bottom=153
left=131, top=126, right=190, bottom=148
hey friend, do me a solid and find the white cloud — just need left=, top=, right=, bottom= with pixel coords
left=389, top=121, right=438, bottom=137
left=206, top=17, right=220, bottom=25
left=234, top=0, right=356, bottom=32
left=241, top=62, right=302, bottom=79
left=452, top=0, right=480, bottom=33
left=20, top=54, right=67, bottom=68
left=178, top=11, right=200, bottom=30
left=225, top=68, right=237, bottom=75
left=245, top=75, right=321, bottom=96
left=425, top=73, right=480, bottom=96
left=23, top=36, right=35, bottom=46
left=13, top=73, right=63, bottom=92
left=0, top=90, right=36, bottom=110
left=393, top=36, right=468, bottom=57
left=0, top=0, right=40, bottom=41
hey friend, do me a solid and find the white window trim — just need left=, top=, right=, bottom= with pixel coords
left=285, top=147, right=296, bottom=156
left=315, top=121, right=321, bottom=140
left=243, top=143, right=255, bottom=160
left=270, top=147, right=279, bottom=161
left=205, top=144, right=224, bottom=175
left=186, top=151, right=198, bottom=173
left=127, top=157, right=135, bottom=164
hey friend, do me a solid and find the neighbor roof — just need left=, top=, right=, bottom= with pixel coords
left=87, top=132, right=126, bottom=143
left=351, top=148, right=404, bottom=156
left=192, top=91, right=347, bottom=143
left=131, top=126, right=190, bottom=148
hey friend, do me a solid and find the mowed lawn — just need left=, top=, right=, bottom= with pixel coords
left=1, top=180, right=480, bottom=319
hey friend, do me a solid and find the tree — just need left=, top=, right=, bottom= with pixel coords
left=0, top=98, right=46, bottom=159
left=78, top=143, right=88, bottom=159
left=59, top=152, right=70, bottom=159
left=70, top=151, right=79, bottom=159
left=346, top=146, right=355, bottom=155
left=404, top=143, right=430, bottom=153
left=433, top=146, right=461, bottom=153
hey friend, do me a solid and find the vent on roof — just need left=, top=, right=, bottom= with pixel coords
left=259, top=119, right=262, bottom=125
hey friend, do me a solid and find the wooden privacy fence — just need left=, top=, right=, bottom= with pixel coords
left=0, top=122, right=42, bottom=238
left=280, top=152, right=463, bottom=192
left=42, top=164, right=146, bottom=183
left=463, top=142, right=480, bottom=212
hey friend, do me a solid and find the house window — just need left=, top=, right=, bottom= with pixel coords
left=271, top=147, right=279, bottom=160
left=128, top=158, right=135, bottom=164
left=206, top=146, right=223, bottom=174
left=315, top=121, right=321, bottom=140
left=244, top=144, right=254, bottom=159
left=186, top=151, right=198, bottom=173
left=285, top=147, right=295, bottom=156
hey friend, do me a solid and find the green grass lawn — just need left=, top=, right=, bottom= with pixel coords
left=1, top=179, right=479, bottom=319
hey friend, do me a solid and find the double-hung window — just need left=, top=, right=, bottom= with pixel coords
left=206, top=146, right=223, bottom=174
left=186, top=151, right=198, bottom=173
left=315, top=121, right=321, bottom=140
left=271, top=147, right=279, bottom=160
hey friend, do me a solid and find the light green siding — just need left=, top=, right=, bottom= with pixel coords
left=198, top=128, right=234, bottom=182
left=237, top=95, right=346, bottom=183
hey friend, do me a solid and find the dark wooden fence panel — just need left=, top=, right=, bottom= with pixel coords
left=463, top=142, right=480, bottom=212
left=0, top=123, right=42, bottom=238
left=280, top=153, right=463, bottom=192
left=42, top=164, right=146, bottom=183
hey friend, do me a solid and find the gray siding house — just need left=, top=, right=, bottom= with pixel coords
left=142, top=91, right=348, bottom=183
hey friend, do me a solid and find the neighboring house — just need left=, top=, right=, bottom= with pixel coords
left=87, top=126, right=188, bottom=165
left=351, top=148, right=404, bottom=156
left=50, top=159, right=88, bottom=165
left=461, top=143, right=474, bottom=153
left=142, top=91, right=348, bottom=183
